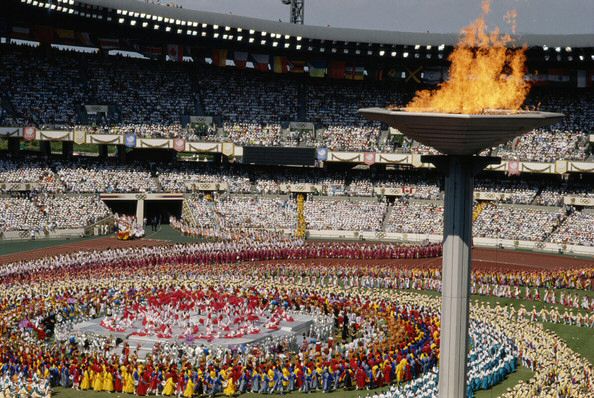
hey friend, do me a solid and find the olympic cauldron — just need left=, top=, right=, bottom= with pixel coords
left=358, top=108, right=563, bottom=398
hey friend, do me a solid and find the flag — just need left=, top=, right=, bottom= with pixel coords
left=98, top=38, right=119, bottom=50
left=233, top=51, right=248, bottom=69
left=32, top=25, right=54, bottom=44
left=141, top=46, right=163, bottom=60
left=328, top=61, right=346, bottom=79
left=363, top=152, right=375, bottom=166
left=173, top=138, right=186, bottom=152
left=316, top=147, right=328, bottom=161
left=273, top=56, right=289, bottom=74
left=23, top=126, right=36, bottom=142
left=507, top=160, right=521, bottom=176
left=289, top=60, right=305, bottom=73
left=55, top=28, right=76, bottom=44
left=309, top=60, right=327, bottom=78
left=167, top=44, right=184, bottom=62
left=78, top=32, right=93, bottom=47
left=11, top=26, right=30, bottom=40
left=251, top=53, right=270, bottom=72
left=124, top=132, right=136, bottom=148
left=212, top=49, right=227, bottom=67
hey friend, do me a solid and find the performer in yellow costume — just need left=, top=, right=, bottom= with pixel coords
left=223, top=372, right=236, bottom=396
left=93, top=367, right=104, bottom=392
left=103, top=367, right=114, bottom=392
left=123, top=368, right=135, bottom=394
left=162, top=375, right=175, bottom=396
left=80, top=369, right=91, bottom=390
left=183, top=373, right=195, bottom=398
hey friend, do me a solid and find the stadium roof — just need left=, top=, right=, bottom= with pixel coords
left=84, top=0, right=594, bottom=48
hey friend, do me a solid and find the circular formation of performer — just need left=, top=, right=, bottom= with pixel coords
left=0, top=240, right=592, bottom=397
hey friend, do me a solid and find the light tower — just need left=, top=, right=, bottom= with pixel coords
left=281, top=0, right=304, bottom=24
left=358, top=108, right=563, bottom=398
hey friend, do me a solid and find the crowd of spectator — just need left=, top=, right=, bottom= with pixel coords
left=0, top=193, right=110, bottom=234
left=384, top=201, right=444, bottom=235
left=474, top=205, right=566, bottom=242
left=157, top=163, right=252, bottom=193
left=474, top=179, right=538, bottom=204
left=304, top=198, right=387, bottom=231
left=223, top=123, right=283, bottom=146
left=494, top=129, right=590, bottom=162
left=548, top=209, right=594, bottom=247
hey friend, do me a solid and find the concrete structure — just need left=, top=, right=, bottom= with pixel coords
left=359, top=108, right=563, bottom=397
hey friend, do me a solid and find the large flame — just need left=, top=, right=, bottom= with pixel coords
left=405, top=1, right=530, bottom=114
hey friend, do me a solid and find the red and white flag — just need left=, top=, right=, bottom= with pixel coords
left=173, top=138, right=186, bottom=152
left=507, top=160, right=521, bottom=176
left=363, top=152, right=375, bottom=166
left=167, top=44, right=184, bottom=62
left=23, top=126, right=36, bottom=141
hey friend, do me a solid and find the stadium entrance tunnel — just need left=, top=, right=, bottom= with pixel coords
left=102, top=200, right=137, bottom=219
left=144, top=200, right=182, bottom=225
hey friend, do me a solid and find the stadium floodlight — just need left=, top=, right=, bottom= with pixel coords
left=591, top=55, right=594, bottom=60
left=213, top=24, right=219, bottom=29
left=151, top=15, right=157, bottom=20
left=202, top=23, right=207, bottom=28
left=228, top=35, right=233, bottom=40
left=163, top=17, right=169, bottom=23
left=223, top=34, right=228, bottom=39
left=272, top=41, right=278, bottom=47
left=116, top=9, right=121, bottom=14
left=331, top=48, right=336, bottom=53
left=343, top=49, right=349, bottom=54
left=142, top=22, right=148, bottom=27
left=32, top=1, right=39, bottom=6
left=426, top=45, right=432, bottom=50
left=296, top=44, right=301, bottom=50
left=249, top=37, right=255, bottom=43
left=140, top=13, right=145, bottom=18
left=555, top=47, right=561, bottom=52
left=261, top=31, right=267, bottom=36
left=69, top=8, right=73, bottom=13
left=225, top=26, right=231, bottom=31
left=414, top=44, right=420, bottom=50
left=261, top=39, right=267, bottom=45
left=201, top=32, right=206, bottom=37
left=181, top=21, right=187, bottom=26
left=237, top=36, right=243, bottom=41
left=296, top=36, right=302, bottom=41
left=237, top=28, right=242, bottom=32
left=249, top=29, right=255, bottom=34
left=187, top=30, right=193, bottom=35
left=355, top=49, right=360, bottom=55
left=118, top=17, right=125, bottom=23
left=438, top=44, right=445, bottom=51
left=130, top=20, right=136, bottom=26
left=57, top=6, right=62, bottom=11
left=50, top=4, right=56, bottom=9
left=403, top=52, right=409, bottom=58
left=284, top=35, right=290, bottom=39
left=367, top=50, right=372, bottom=55
left=157, top=16, right=163, bottom=22
left=379, top=50, right=385, bottom=56
left=165, top=26, right=171, bottom=32
left=543, top=45, right=548, bottom=51
left=43, top=2, right=49, bottom=7
left=176, top=29, right=182, bottom=34
left=579, top=55, right=584, bottom=61
left=193, top=31, right=198, bottom=36
left=154, top=24, right=159, bottom=30
left=567, top=56, right=573, bottom=61
left=320, top=47, right=325, bottom=52
left=391, top=51, right=397, bottom=57
left=175, top=19, right=180, bottom=25
left=213, top=32, right=219, bottom=38
left=69, top=0, right=73, bottom=4
left=284, top=43, right=290, bottom=48
left=565, top=47, right=572, bottom=52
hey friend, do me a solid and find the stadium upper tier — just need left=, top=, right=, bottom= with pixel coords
left=0, top=45, right=592, bottom=160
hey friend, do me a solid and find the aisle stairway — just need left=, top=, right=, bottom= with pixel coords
left=296, top=193, right=306, bottom=238
left=381, top=204, right=393, bottom=232
left=181, top=199, right=198, bottom=228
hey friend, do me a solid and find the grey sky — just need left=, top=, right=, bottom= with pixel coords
left=171, top=0, right=593, bottom=35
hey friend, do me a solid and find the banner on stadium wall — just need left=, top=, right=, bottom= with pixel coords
left=73, top=129, right=86, bottom=145
left=233, top=51, right=248, bottom=69
left=507, top=160, right=520, bottom=176
left=309, top=60, right=327, bottom=78
left=563, top=196, right=594, bottom=207
left=137, top=138, right=170, bottom=149
left=289, top=122, right=315, bottom=130
left=189, top=116, right=213, bottom=125
left=221, top=142, right=234, bottom=156
left=185, top=182, right=229, bottom=192
left=124, top=132, right=136, bottom=148
left=39, top=130, right=72, bottom=141
left=88, top=134, right=123, bottom=145
left=373, top=187, right=417, bottom=196
left=251, top=54, right=270, bottom=72
left=316, top=147, right=328, bottom=161
left=212, top=49, right=227, bottom=67
left=0, top=127, right=22, bottom=137
left=567, top=161, right=594, bottom=173
left=328, top=61, right=346, bottom=79
left=23, top=126, right=36, bottom=141
left=167, top=44, right=184, bottom=63
left=377, top=154, right=411, bottom=164
left=273, top=56, right=289, bottom=74
left=84, top=105, right=108, bottom=114
left=473, top=191, right=511, bottom=201
left=363, top=152, right=376, bottom=165
left=289, top=60, right=305, bottom=74
left=173, top=138, right=186, bottom=152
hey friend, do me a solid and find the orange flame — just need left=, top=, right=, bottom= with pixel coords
left=405, top=0, right=530, bottom=114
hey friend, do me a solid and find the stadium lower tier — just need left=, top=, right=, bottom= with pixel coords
left=1, top=240, right=591, bottom=397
